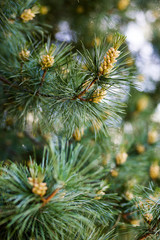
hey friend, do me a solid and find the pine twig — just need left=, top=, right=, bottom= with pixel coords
left=0, top=75, right=96, bottom=102
left=137, top=219, right=160, bottom=240
left=138, top=230, right=155, bottom=240
left=111, top=214, right=121, bottom=230
left=72, top=77, right=98, bottom=100
left=78, top=97, right=91, bottom=102
left=41, top=188, right=61, bottom=207
left=40, top=69, right=47, bottom=87
left=0, top=75, right=14, bottom=86
left=36, top=69, right=47, bottom=95
left=0, top=75, right=58, bottom=98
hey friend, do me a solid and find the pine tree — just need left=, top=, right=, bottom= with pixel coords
left=0, top=0, right=160, bottom=239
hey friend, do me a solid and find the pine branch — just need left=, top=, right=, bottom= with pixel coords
left=137, top=221, right=160, bottom=240
left=0, top=75, right=60, bottom=99
left=0, top=141, right=119, bottom=239
left=36, top=69, right=47, bottom=95
left=111, top=214, right=122, bottom=230
left=40, top=69, right=47, bottom=87
left=0, top=0, right=135, bottom=136
left=0, top=75, right=15, bottom=86
left=42, top=187, right=61, bottom=206
left=72, top=77, right=98, bottom=100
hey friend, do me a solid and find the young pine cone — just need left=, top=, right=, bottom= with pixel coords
left=149, top=164, right=159, bottom=179
left=117, top=0, right=130, bottom=11
left=99, top=47, right=120, bottom=75
left=148, top=130, right=158, bottom=144
left=28, top=177, right=48, bottom=197
left=73, top=128, right=84, bottom=141
left=125, top=191, right=134, bottom=200
left=144, top=213, right=153, bottom=223
left=32, top=182, right=47, bottom=197
left=94, top=190, right=105, bottom=200
left=116, top=152, right=128, bottom=165
left=136, top=96, right=149, bottom=112
left=21, top=9, right=36, bottom=22
left=130, top=219, right=140, bottom=226
left=21, top=6, right=39, bottom=22
left=136, top=144, right=145, bottom=154
left=40, top=54, right=54, bottom=70
left=92, top=89, right=107, bottom=103
left=111, top=169, right=119, bottom=177
left=19, top=49, right=30, bottom=61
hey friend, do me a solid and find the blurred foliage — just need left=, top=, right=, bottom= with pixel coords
left=0, top=0, right=160, bottom=239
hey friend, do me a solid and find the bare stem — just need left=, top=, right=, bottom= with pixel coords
left=0, top=75, right=13, bottom=85
left=138, top=231, right=154, bottom=240
left=36, top=69, right=47, bottom=95
left=137, top=219, right=160, bottom=240
left=72, top=78, right=98, bottom=100
left=111, top=214, right=121, bottom=230
left=41, top=188, right=61, bottom=207
left=40, top=69, right=47, bottom=87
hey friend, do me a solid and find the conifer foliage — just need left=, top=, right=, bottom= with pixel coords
left=0, top=0, right=134, bottom=137
left=0, top=1, right=133, bottom=239
left=0, top=143, right=119, bottom=239
left=1, top=0, right=160, bottom=240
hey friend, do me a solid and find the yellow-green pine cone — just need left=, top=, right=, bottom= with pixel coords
left=28, top=177, right=48, bottom=197
left=73, top=128, right=84, bottom=141
left=92, top=89, right=106, bottom=103
left=149, top=164, right=159, bottom=179
left=99, top=47, right=120, bottom=75
left=116, top=152, right=128, bottom=165
left=144, top=213, right=153, bottom=223
left=40, top=54, right=54, bottom=69
left=148, top=130, right=158, bottom=144
left=19, top=49, right=30, bottom=61
left=136, top=144, right=145, bottom=154
left=32, top=182, right=48, bottom=197
left=21, top=9, right=35, bottom=22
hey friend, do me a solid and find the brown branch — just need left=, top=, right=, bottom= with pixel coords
left=111, top=214, right=121, bottom=230
left=36, top=69, right=47, bottom=95
left=40, top=69, right=47, bottom=87
left=41, top=188, right=61, bottom=207
left=0, top=75, right=13, bottom=86
left=0, top=74, right=97, bottom=102
left=138, top=230, right=155, bottom=240
left=0, top=75, right=58, bottom=98
left=137, top=219, right=160, bottom=240
left=78, top=97, right=91, bottom=102
left=72, top=78, right=98, bottom=100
